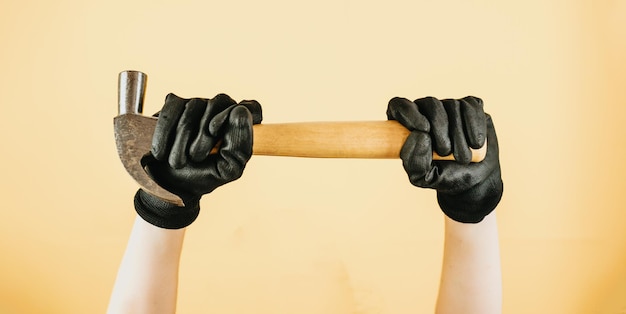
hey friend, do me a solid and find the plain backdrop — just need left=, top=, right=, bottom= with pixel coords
left=1, top=0, right=625, bottom=313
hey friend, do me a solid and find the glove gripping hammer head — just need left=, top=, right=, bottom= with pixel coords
left=114, top=71, right=185, bottom=206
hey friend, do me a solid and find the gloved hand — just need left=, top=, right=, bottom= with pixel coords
left=134, top=93, right=263, bottom=229
left=387, top=96, right=503, bottom=223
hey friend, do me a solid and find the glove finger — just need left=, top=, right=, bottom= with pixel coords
left=460, top=96, right=487, bottom=149
left=196, top=93, right=237, bottom=138
left=386, top=97, right=430, bottom=132
left=208, top=94, right=238, bottom=136
left=442, top=99, right=471, bottom=165
left=481, top=114, right=500, bottom=172
left=189, top=94, right=237, bottom=162
left=239, top=99, right=263, bottom=124
left=190, top=104, right=236, bottom=162
left=152, top=93, right=187, bottom=161
left=431, top=114, right=500, bottom=194
left=168, top=98, right=207, bottom=169
left=214, top=105, right=254, bottom=182
left=415, top=96, right=451, bottom=157
left=400, top=131, right=435, bottom=187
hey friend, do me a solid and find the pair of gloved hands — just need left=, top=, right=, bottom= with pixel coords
left=135, top=93, right=503, bottom=229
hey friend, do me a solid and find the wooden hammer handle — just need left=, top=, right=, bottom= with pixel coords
left=117, top=71, right=485, bottom=162
left=117, top=71, right=487, bottom=207
left=251, top=120, right=486, bottom=162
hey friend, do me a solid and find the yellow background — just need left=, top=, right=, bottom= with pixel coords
left=1, top=0, right=625, bottom=313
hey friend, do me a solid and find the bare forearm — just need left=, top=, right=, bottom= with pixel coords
left=107, top=216, right=186, bottom=314
left=435, top=212, right=502, bottom=314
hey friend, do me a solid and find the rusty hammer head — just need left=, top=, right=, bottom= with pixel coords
left=114, top=70, right=185, bottom=206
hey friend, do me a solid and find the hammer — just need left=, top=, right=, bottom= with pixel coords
left=114, top=71, right=486, bottom=206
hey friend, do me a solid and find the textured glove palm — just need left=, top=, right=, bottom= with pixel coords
left=135, top=93, right=262, bottom=229
left=387, top=96, right=503, bottom=223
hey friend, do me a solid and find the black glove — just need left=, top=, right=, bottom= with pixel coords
left=135, top=93, right=263, bottom=229
left=387, top=96, right=503, bottom=223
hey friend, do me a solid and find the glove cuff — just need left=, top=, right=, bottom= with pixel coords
left=134, top=189, right=200, bottom=229
left=437, top=178, right=504, bottom=223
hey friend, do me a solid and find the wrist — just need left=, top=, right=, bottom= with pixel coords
left=134, top=189, right=201, bottom=229
left=437, top=175, right=503, bottom=223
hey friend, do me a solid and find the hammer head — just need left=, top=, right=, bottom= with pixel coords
left=114, top=71, right=184, bottom=206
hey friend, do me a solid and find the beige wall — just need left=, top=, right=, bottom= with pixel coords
left=1, top=0, right=625, bottom=313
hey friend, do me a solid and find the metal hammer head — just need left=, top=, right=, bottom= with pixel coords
left=114, top=71, right=185, bottom=206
